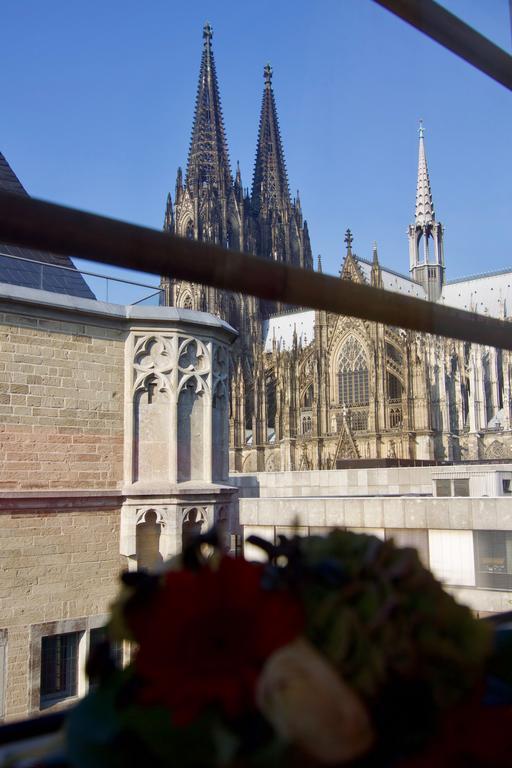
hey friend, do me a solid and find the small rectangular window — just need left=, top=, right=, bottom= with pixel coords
left=435, top=479, right=452, bottom=497
left=453, top=478, right=470, bottom=497
left=40, top=632, right=80, bottom=708
left=503, top=479, right=511, bottom=494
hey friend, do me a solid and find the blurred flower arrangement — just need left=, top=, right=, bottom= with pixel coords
left=60, top=529, right=512, bottom=767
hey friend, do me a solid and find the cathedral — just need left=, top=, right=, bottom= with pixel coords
left=162, top=24, right=512, bottom=472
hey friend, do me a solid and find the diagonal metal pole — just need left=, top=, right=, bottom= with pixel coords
left=373, top=0, right=512, bottom=90
left=0, top=191, right=511, bottom=350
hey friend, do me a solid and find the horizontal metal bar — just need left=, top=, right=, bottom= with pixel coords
left=0, top=251, right=162, bottom=292
left=373, top=0, right=512, bottom=91
left=0, top=191, right=511, bottom=350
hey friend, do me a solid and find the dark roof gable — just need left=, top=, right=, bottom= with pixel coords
left=0, top=152, right=95, bottom=300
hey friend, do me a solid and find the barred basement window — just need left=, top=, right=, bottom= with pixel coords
left=474, top=531, right=512, bottom=590
left=338, top=336, right=369, bottom=406
left=40, top=632, right=80, bottom=708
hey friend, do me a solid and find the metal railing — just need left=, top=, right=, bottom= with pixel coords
left=0, top=251, right=164, bottom=306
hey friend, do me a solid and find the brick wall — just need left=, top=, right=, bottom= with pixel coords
left=0, top=501, right=126, bottom=719
left=0, top=311, right=124, bottom=490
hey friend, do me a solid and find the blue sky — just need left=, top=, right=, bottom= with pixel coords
left=1, top=0, right=511, bottom=294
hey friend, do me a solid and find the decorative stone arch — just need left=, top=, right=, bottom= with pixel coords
left=178, top=213, right=195, bottom=240
left=265, top=452, right=281, bottom=472
left=242, top=451, right=257, bottom=472
left=301, top=383, right=314, bottom=408
left=135, top=509, right=164, bottom=571
left=485, top=440, right=508, bottom=460
left=182, top=506, right=208, bottom=546
left=178, top=290, right=193, bottom=310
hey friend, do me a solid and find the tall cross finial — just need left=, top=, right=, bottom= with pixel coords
left=419, top=119, right=424, bottom=139
left=203, top=22, right=213, bottom=44
left=344, top=228, right=353, bottom=254
left=264, top=63, right=273, bottom=85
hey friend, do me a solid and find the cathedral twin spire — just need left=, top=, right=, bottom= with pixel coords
left=170, top=23, right=312, bottom=275
left=251, top=63, right=291, bottom=216
left=186, top=23, right=231, bottom=194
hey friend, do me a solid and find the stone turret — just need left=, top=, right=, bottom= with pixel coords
left=408, top=122, right=445, bottom=300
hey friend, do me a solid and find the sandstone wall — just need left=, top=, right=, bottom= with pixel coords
left=0, top=310, right=124, bottom=490
left=0, top=497, right=126, bottom=719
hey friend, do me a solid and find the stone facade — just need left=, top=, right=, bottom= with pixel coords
left=164, top=27, right=512, bottom=475
left=0, top=285, right=237, bottom=720
left=0, top=495, right=123, bottom=719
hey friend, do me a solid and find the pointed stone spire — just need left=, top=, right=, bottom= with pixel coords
left=175, top=167, right=183, bottom=201
left=186, top=23, right=231, bottom=192
left=372, top=241, right=379, bottom=264
left=317, top=254, right=323, bottom=273
left=415, top=121, right=435, bottom=226
left=409, top=122, right=445, bottom=299
left=371, top=241, right=382, bottom=289
left=251, top=63, right=290, bottom=215
left=164, top=192, right=174, bottom=232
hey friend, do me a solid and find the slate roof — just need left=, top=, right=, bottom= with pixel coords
left=0, top=153, right=95, bottom=299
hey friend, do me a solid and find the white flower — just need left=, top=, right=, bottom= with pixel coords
left=256, top=637, right=374, bottom=764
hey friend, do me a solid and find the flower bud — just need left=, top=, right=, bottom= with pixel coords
left=256, top=637, right=374, bottom=764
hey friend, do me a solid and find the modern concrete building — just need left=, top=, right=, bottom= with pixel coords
left=233, top=462, right=512, bottom=616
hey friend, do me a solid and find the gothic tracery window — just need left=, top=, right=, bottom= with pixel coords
left=185, top=219, right=194, bottom=240
left=337, top=337, right=369, bottom=406
left=180, top=293, right=193, bottom=310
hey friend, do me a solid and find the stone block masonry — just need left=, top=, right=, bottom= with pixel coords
left=0, top=285, right=238, bottom=721
left=0, top=311, right=124, bottom=490
left=0, top=497, right=126, bottom=719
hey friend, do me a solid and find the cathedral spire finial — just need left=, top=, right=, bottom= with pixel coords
left=186, top=23, right=231, bottom=192
left=251, top=64, right=290, bottom=215
left=344, top=228, right=353, bottom=256
left=203, top=22, right=213, bottom=44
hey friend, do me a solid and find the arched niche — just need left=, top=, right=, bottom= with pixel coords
left=136, top=510, right=163, bottom=571
left=182, top=507, right=207, bottom=547
left=133, top=376, right=170, bottom=483
left=177, top=381, right=205, bottom=481
left=213, top=383, right=229, bottom=481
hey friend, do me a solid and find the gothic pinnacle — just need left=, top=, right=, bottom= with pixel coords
left=264, top=63, right=272, bottom=86
left=344, top=228, right=353, bottom=256
left=186, top=23, right=231, bottom=191
left=317, top=254, right=323, bottom=273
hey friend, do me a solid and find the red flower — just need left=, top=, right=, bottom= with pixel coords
left=127, top=556, right=303, bottom=726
